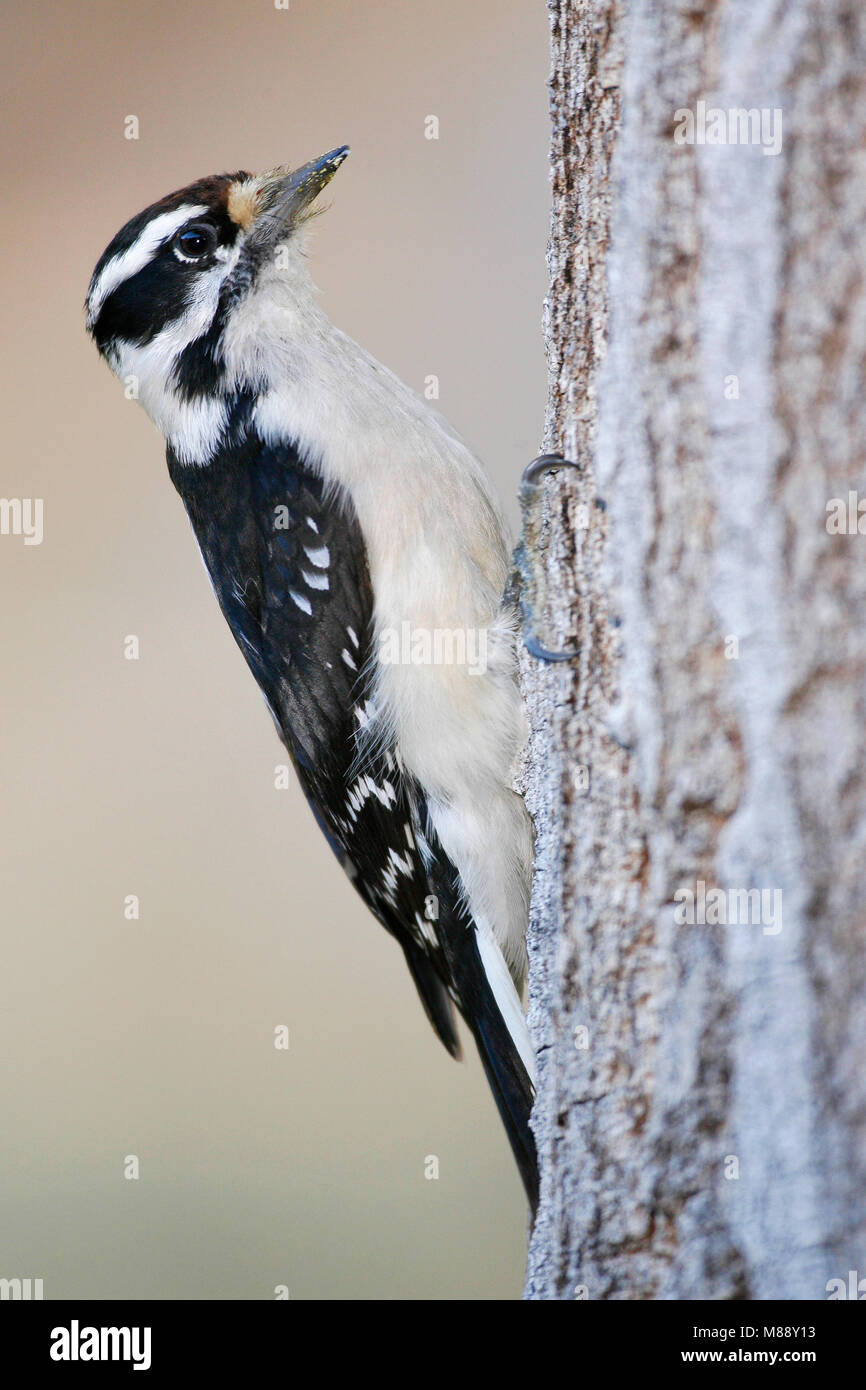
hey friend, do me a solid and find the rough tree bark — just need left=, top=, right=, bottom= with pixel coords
left=518, top=0, right=866, bottom=1300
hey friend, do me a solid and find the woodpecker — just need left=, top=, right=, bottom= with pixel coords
left=85, top=147, right=538, bottom=1212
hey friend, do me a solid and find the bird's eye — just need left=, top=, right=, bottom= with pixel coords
left=173, top=224, right=218, bottom=261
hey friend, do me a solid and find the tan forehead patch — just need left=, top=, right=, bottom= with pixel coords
left=226, top=179, right=262, bottom=230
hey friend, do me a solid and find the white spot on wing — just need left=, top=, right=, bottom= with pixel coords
left=366, top=777, right=397, bottom=808
left=388, top=845, right=413, bottom=875
left=418, top=913, right=438, bottom=947
left=289, top=589, right=313, bottom=615
left=354, top=699, right=377, bottom=729
left=304, top=544, right=330, bottom=569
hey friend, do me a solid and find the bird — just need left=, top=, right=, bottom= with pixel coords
left=85, top=146, right=539, bottom=1213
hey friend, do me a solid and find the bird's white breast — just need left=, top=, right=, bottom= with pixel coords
left=228, top=266, right=533, bottom=982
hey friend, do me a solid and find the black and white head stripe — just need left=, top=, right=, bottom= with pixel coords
left=85, top=174, right=251, bottom=353
left=86, top=204, right=207, bottom=328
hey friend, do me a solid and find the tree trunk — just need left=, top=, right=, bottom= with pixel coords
left=520, top=0, right=866, bottom=1300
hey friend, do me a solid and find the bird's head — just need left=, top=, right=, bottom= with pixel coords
left=85, top=147, right=349, bottom=460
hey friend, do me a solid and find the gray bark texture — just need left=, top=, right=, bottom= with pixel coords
left=519, top=0, right=866, bottom=1300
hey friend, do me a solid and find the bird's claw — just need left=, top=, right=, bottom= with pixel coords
left=519, top=453, right=581, bottom=663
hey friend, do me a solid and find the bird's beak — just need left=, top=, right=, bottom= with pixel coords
left=249, top=145, right=350, bottom=249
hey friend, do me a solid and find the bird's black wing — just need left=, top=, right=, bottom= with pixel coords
left=169, top=431, right=460, bottom=1040
left=168, top=429, right=538, bottom=1209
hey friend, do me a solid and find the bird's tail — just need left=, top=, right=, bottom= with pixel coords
left=412, top=818, right=539, bottom=1215
left=439, top=908, right=539, bottom=1217
left=469, top=934, right=539, bottom=1217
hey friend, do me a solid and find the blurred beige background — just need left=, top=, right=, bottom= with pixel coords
left=0, top=0, right=548, bottom=1299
